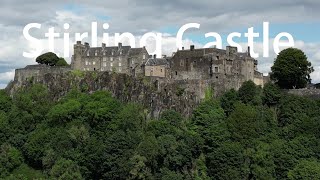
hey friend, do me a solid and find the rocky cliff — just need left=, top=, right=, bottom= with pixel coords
left=7, top=68, right=216, bottom=118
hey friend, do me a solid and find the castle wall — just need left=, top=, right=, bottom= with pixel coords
left=287, top=89, right=320, bottom=98
left=145, top=65, right=167, bottom=78
left=13, top=65, right=71, bottom=87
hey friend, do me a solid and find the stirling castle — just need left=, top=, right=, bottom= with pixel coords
left=70, top=41, right=268, bottom=89
left=9, top=41, right=270, bottom=117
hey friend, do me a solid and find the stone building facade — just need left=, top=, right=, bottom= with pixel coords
left=169, top=45, right=267, bottom=89
left=71, top=41, right=149, bottom=76
left=10, top=42, right=267, bottom=99
left=144, top=56, right=169, bottom=78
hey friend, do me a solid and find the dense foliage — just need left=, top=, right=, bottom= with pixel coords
left=36, top=52, right=69, bottom=66
left=1, top=81, right=320, bottom=179
left=270, top=48, right=314, bottom=89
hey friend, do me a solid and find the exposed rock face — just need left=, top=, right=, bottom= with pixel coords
left=7, top=69, right=217, bottom=118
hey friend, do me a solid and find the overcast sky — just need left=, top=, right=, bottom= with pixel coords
left=1, top=0, right=320, bottom=88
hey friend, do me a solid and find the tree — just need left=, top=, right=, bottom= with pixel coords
left=0, top=90, right=12, bottom=112
left=0, top=144, right=23, bottom=177
left=56, top=57, right=69, bottom=66
left=159, top=110, right=183, bottom=128
left=50, top=158, right=84, bottom=180
left=238, top=81, right=262, bottom=105
left=270, top=48, right=314, bottom=89
left=262, top=82, right=282, bottom=107
left=220, top=88, right=238, bottom=116
left=288, top=159, right=320, bottom=180
left=36, top=52, right=59, bottom=66
left=36, top=52, right=68, bottom=66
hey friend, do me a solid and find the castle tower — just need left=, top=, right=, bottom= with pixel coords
left=71, top=41, right=85, bottom=70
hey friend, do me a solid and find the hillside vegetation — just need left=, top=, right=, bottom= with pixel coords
left=1, top=81, right=320, bottom=179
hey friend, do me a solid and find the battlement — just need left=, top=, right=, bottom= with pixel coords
left=14, top=65, right=71, bottom=85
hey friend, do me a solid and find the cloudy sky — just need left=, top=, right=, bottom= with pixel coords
left=1, top=0, right=320, bottom=88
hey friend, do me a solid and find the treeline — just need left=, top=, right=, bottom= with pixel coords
left=1, top=81, right=320, bottom=179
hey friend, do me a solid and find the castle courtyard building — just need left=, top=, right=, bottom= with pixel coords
left=71, top=41, right=149, bottom=76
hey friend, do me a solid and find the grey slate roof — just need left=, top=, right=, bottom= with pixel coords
left=128, top=48, right=144, bottom=56
left=145, top=58, right=168, bottom=66
left=84, top=46, right=132, bottom=56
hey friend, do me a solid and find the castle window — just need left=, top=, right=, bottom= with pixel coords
left=103, top=57, right=107, bottom=61
left=87, top=52, right=90, bottom=56
left=119, top=67, right=122, bottom=72
left=215, top=67, right=219, bottom=73
left=216, top=56, right=219, bottom=60
left=112, top=51, right=114, bottom=55
left=93, top=61, right=96, bottom=65
left=85, top=61, right=88, bottom=65
left=103, top=52, right=106, bottom=56
left=103, top=62, right=107, bottom=67
left=175, top=71, right=178, bottom=75
left=119, top=62, right=122, bottom=66
left=88, top=62, right=91, bottom=65
left=161, top=69, right=163, bottom=72
left=132, top=60, right=135, bottom=64
left=120, top=50, right=122, bottom=55
left=95, top=51, right=98, bottom=56
left=143, top=54, right=146, bottom=59
left=180, top=60, right=184, bottom=66
left=110, top=57, right=113, bottom=61
left=119, top=57, right=121, bottom=61
left=110, top=63, right=113, bottom=67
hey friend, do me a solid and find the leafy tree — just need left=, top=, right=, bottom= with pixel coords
left=36, top=52, right=60, bottom=66
left=238, top=81, right=262, bottom=105
left=288, top=159, right=320, bottom=180
left=270, top=48, right=314, bottom=89
left=206, top=141, right=244, bottom=179
left=1, top=83, right=320, bottom=179
left=262, top=82, right=282, bottom=107
left=0, top=144, right=23, bottom=177
left=227, top=103, right=258, bottom=143
left=50, top=158, right=83, bottom=180
left=0, top=90, right=12, bottom=112
left=128, top=155, right=153, bottom=180
left=159, top=168, right=183, bottom=180
left=250, top=142, right=276, bottom=180
left=159, top=110, right=183, bottom=128
left=56, top=57, right=69, bottom=66
left=220, top=88, right=238, bottom=116
left=191, top=100, right=228, bottom=152
left=46, top=99, right=82, bottom=124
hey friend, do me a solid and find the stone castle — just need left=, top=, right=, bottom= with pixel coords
left=7, top=43, right=320, bottom=117
left=9, top=41, right=269, bottom=102
left=70, top=41, right=268, bottom=89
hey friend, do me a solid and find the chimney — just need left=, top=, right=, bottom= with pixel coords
left=76, top=41, right=81, bottom=45
left=247, top=46, right=251, bottom=56
left=190, top=45, right=195, bottom=51
left=182, top=47, right=184, bottom=50
left=118, top=42, right=122, bottom=49
left=102, top=43, right=106, bottom=48
left=84, top=42, right=89, bottom=47
left=162, top=55, right=167, bottom=58
left=153, top=54, right=157, bottom=59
